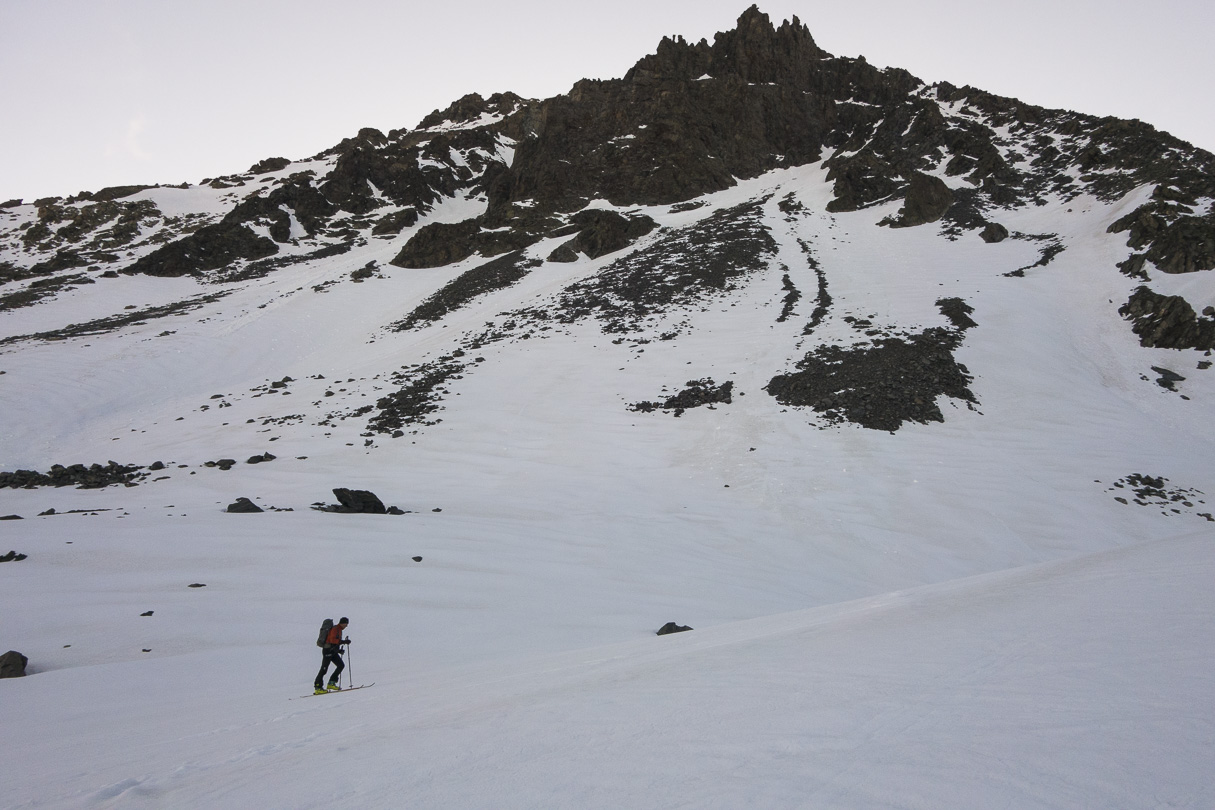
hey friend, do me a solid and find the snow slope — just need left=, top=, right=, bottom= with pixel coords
left=5, top=532, right=1212, bottom=808
left=2, top=159, right=1214, bottom=807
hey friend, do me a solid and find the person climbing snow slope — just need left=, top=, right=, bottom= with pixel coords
left=314, top=617, right=349, bottom=694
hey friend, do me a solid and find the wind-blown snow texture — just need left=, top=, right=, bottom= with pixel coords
left=2, top=7, right=1213, bottom=808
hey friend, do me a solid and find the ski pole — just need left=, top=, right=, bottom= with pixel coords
left=346, top=641, right=353, bottom=689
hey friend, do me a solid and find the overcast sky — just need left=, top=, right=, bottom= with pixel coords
left=2, top=0, right=1211, bottom=202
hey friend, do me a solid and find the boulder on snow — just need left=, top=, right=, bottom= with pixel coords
left=0, top=650, right=28, bottom=678
left=657, top=622, right=693, bottom=636
left=331, top=488, right=387, bottom=514
left=889, top=172, right=955, bottom=227
left=226, top=497, right=264, bottom=513
left=979, top=222, right=1009, bottom=243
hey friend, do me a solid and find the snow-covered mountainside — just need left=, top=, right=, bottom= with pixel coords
left=2, top=6, right=1213, bottom=808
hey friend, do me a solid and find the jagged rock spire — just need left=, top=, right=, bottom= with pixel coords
left=625, top=5, right=824, bottom=86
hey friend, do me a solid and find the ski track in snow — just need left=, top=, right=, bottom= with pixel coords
left=1, top=166, right=1214, bottom=808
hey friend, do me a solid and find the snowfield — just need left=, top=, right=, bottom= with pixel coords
left=2, top=164, right=1214, bottom=807
left=5, top=531, right=1212, bottom=809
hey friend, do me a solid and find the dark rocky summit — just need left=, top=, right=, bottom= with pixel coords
left=1, top=3, right=1213, bottom=460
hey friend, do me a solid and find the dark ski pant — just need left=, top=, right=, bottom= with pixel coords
left=315, top=647, right=344, bottom=688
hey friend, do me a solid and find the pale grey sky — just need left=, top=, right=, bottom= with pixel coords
left=2, top=0, right=1211, bottom=202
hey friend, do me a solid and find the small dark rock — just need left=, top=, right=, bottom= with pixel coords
left=979, top=222, right=1009, bottom=243
left=188, top=583, right=206, bottom=588
left=1151, top=366, right=1186, bottom=390
left=386, top=506, right=405, bottom=515
left=149, top=461, right=165, bottom=471
left=0, top=650, right=28, bottom=678
left=226, top=497, right=264, bottom=513
left=412, top=556, right=423, bottom=562
left=0, top=515, right=22, bottom=521
left=1, top=550, right=29, bottom=562
left=141, top=611, right=154, bottom=616
left=657, top=622, right=693, bottom=636
left=38, top=508, right=56, bottom=516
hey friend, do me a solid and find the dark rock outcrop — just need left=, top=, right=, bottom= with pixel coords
left=631, top=378, right=734, bottom=417
left=417, top=91, right=528, bottom=130
left=369, top=358, right=467, bottom=435
left=890, top=172, right=954, bottom=227
left=391, top=219, right=484, bottom=268
left=657, top=622, right=693, bottom=636
left=980, top=222, right=1009, bottom=243
left=526, top=198, right=775, bottom=333
left=126, top=220, right=278, bottom=277
left=226, top=497, right=264, bottom=513
left=1150, top=366, right=1186, bottom=390
left=249, top=156, right=291, bottom=174
left=394, top=251, right=543, bottom=330
left=547, top=210, right=658, bottom=261
left=937, top=297, right=978, bottom=331
left=330, top=488, right=387, bottom=514
left=1120, top=286, right=1215, bottom=350
left=0, top=462, right=145, bottom=489
left=0, top=650, right=28, bottom=678
left=767, top=327, right=977, bottom=432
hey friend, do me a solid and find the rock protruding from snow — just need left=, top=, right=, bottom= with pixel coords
left=767, top=326, right=978, bottom=432
left=0, top=650, right=28, bottom=678
left=316, top=488, right=388, bottom=515
left=546, top=210, right=658, bottom=262
left=1120, top=286, right=1215, bottom=350
left=657, top=622, right=693, bottom=636
left=226, top=498, right=264, bottom=514
left=887, top=172, right=955, bottom=228
left=631, top=379, right=734, bottom=417
left=980, top=222, right=1009, bottom=243
left=0, top=462, right=146, bottom=490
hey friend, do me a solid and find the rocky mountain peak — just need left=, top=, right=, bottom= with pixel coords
left=625, top=5, right=823, bottom=86
left=2, top=6, right=1213, bottom=358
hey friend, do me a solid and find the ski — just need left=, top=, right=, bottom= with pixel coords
left=295, top=683, right=374, bottom=699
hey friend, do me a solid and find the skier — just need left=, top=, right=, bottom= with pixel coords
left=314, top=617, right=350, bottom=694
